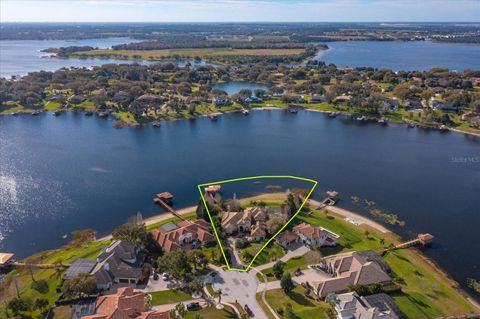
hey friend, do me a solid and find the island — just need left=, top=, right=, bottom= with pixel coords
left=1, top=185, right=478, bottom=319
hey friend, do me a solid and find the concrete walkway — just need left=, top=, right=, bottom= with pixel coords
left=255, top=245, right=309, bottom=271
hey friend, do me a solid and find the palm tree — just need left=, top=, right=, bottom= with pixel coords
left=215, top=288, right=222, bottom=304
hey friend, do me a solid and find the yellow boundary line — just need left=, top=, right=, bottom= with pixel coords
left=197, top=175, right=318, bottom=272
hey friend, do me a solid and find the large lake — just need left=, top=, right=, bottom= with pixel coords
left=1, top=39, right=480, bottom=78
left=316, top=41, right=480, bottom=71
left=0, top=38, right=212, bottom=78
left=0, top=110, right=479, bottom=297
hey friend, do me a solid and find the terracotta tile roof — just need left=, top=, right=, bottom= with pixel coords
left=152, top=220, right=214, bottom=253
left=293, top=223, right=329, bottom=240
left=277, top=230, right=298, bottom=244
left=312, top=251, right=391, bottom=297
left=82, top=288, right=170, bottom=319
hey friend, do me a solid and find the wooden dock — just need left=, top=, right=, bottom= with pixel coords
left=394, top=233, right=434, bottom=249
left=381, top=233, right=434, bottom=254
left=153, top=192, right=188, bottom=221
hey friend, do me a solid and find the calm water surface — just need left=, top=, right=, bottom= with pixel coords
left=212, top=82, right=269, bottom=95
left=0, top=38, right=213, bottom=78
left=317, top=41, right=480, bottom=71
left=0, top=110, right=479, bottom=297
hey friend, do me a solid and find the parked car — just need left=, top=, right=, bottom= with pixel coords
left=244, top=304, right=254, bottom=317
left=162, top=273, right=169, bottom=281
left=187, top=302, right=201, bottom=311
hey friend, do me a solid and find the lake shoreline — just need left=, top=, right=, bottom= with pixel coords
left=98, top=192, right=480, bottom=310
left=3, top=106, right=480, bottom=138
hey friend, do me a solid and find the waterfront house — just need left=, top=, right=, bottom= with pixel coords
left=432, top=100, right=458, bottom=113
left=293, top=223, right=338, bottom=247
left=90, top=240, right=145, bottom=290
left=275, top=230, right=299, bottom=248
left=152, top=220, right=215, bottom=253
left=311, top=251, right=392, bottom=298
left=81, top=287, right=169, bottom=319
left=335, top=95, right=352, bottom=104
left=221, top=207, right=270, bottom=241
left=213, top=96, right=231, bottom=107
left=331, top=292, right=401, bottom=319
left=403, top=100, right=422, bottom=110
left=311, top=95, right=328, bottom=103
left=276, top=224, right=338, bottom=248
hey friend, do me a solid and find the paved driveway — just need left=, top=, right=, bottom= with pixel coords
left=208, top=268, right=268, bottom=319
left=256, top=244, right=309, bottom=271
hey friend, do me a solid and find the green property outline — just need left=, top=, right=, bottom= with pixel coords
left=197, top=175, right=318, bottom=272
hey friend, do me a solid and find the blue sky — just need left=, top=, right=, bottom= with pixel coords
left=1, top=0, right=479, bottom=22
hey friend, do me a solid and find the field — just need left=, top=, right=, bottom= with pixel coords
left=72, top=48, right=305, bottom=60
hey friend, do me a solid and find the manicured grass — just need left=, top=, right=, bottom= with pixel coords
left=185, top=305, right=238, bottom=319
left=115, top=111, right=138, bottom=125
left=0, top=239, right=110, bottom=319
left=255, top=293, right=276, bottom=319
left=245, top=242, right=284, bottom=266
left=149, top=289, right=193, bottom=305
left=44, top=101, right=61, bottom=111
left=264, top=286, right=330, bottom=319
left=259, top=209, right=478, bottom=318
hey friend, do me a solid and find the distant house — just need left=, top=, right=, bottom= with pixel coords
left=380, top=98, right=399, bottom=112
left=311, top=95, right=328, bottom=103
left=432, top=100, right=458, bottom=113
left=112, top=90, right=131, bottom=102
left=136, top=94, right=168, bottom=106
left=311, top=251, right=392, bottom=298
left=81, top=287, right=169, bottom=319
left=152, top=220, right=215, bottom=253
left=213, top=96, right=231, bottom=107
left=335, top=95, right=352, bottom=104
left=45, top=94, right=66, bottom=102
left=403, top=100, right=422, bottom=110
left=68, top=95, right=87, bottom=104
left=332, top=292, right=401, bottom=319
left=90, top=240, right=144, bottom=290
left=276, top=223, right=338, bottom=249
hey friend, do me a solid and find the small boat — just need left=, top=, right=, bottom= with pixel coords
left=378, top=117, right=388, bottom=125
left=10, top=112, right=18, bottom=116
left=210, top=115, right=218, bottom=121
left=439, top=125, right=449, bottom=132
left=85, top=111, right=94, bottom=116
left=356, top=115, right=367, bottom=122
left=242, top=109, right=250, bottom=116
left=31, top=110, right=41, bottom=116
left=287, top=107, right=298, bottom=114
left=97, top=111, right=108, bottom=118
left=328, top=111, right=339, bottom=118
left=53, top=110, right=62, bottom=116
left=152, top=121, right=161, bottom=128
left=407, top=122, right=416, bottom=128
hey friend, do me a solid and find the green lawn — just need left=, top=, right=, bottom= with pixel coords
left=264, top=286, right=330, bottom=319
left=258, top=209, right=478, bottom=318
left=185, top=305, right=238, bottom=319
left=149, top=289, right=193, bottom=305
left=0, top=239, right=110, bottom=319
left=145, top=212, right=197, bottom=231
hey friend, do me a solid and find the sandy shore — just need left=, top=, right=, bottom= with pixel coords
left=308, top=199, right=391, bottom=234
